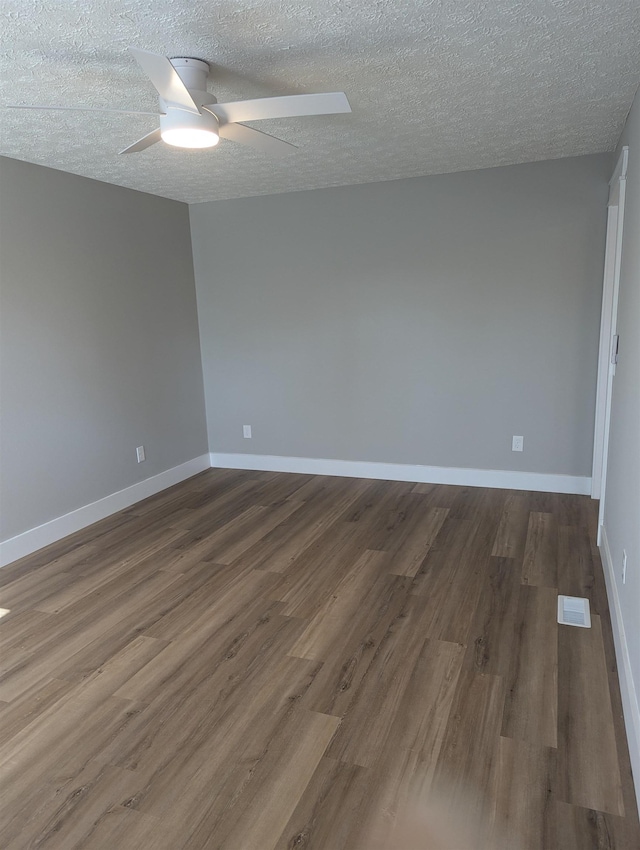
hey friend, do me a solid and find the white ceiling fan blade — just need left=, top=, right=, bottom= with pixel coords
left=129, top=47, right=200, bottom=114
left=218, top=121, right=297, bottom=155
left=119, top=128, right=162, bottom=154
left=209, top=92, right=351, bottom=125
left=6, top=105, right=161, bottom=116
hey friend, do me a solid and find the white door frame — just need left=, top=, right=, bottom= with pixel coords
left=592, top=147, right=629, bottom=540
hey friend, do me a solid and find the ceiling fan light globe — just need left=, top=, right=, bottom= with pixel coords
left=161, top=127, right=219, bottom=148
left=159, top=106, right=220, bottom=150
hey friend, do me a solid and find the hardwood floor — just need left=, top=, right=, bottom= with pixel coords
left=0, top=469, right=638, bottom=849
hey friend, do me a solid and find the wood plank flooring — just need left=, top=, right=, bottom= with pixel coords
left=0, top=469, right=638, bottom=849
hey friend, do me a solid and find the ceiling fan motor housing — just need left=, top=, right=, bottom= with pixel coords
left=159, top=57, right=220, bottom=146
left=169, top=57, right=211, bottom=96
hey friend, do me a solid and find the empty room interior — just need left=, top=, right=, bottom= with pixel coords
left=1, top=2, right=639, bottom=849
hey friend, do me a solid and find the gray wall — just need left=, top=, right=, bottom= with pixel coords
left=190, top=155, right=609, bottom=475
left=604, top=88, right=640, bottom=781
left=0, top=157, right=208, bottom=541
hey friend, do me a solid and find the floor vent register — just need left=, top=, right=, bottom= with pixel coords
left=557, top=595, right=591, bottom=628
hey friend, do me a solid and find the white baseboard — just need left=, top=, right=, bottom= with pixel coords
left=600, top=525, right=640, bottom=812
left=209, top=452, right=591, bottom=495
left=0, top=454, right=211, bottom=568
left=0, top=450, right=592, bottom=568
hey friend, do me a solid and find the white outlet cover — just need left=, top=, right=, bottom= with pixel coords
left=512, top=435, right=524, bottom=452
left=243, top=425, right=252, bottom=439
left=136, top=445, right=146, bottom=463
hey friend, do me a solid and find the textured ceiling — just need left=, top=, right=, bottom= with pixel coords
left=1, top=1, right=639, bottom=204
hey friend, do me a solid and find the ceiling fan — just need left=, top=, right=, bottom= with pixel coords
left=7, top=47, right=352, bottom=156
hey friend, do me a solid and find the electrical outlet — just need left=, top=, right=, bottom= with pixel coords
left=136, top=445, right=146, bottom=463
left=243, top=425, right=252, bottom=439
left=622, top=550, right=627, bottom=584
left=512, top=435, right=524, bottom=452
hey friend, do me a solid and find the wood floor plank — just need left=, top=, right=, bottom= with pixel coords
left=0, top=694, right=143, bottom=843
left=32, top=554, right=161, bottom=614
left=0, top=609, right=54, bottom=652
left=270, top=521, right=375, bottom=619
left=431, top=668, right=506, bottom=841
left=464, top=556, right=520, bottom=677
left=99, top=605, right=311, bottom=780
left=170, top=470, right=308, bottom=533
left=557, top=523, right=596, bottom=605
left=0, top=677, right=74, bottom=747
left=326, top=596, right=436, bottom=768
left=187, top=709, right=340, bottom=850
left=425, top=483, right=468, bottom=509
left=410, top=481, right=436, bottom=494
left=554, top=493, right=597, bottom=529
left=140, top=563, right=240, bottom=641
left=448, top=484, right=506, bottom=524
left=0, top=569, right=183, bottom=702
left=488, top=736, right=556, bottom=850
left=237, top=470, right=316, bottom=507
left=339, top=480, right=414, bottom=525
left=273, top=757, right=370, bottom=850
left=200, top=500, right=306, bottom=565
left=300, top=572, right=413, bottom=718
left=231, top=479, right=375, bottom=574
left=379, top=638, right=464, bottom=759
left=0, top=635, right=167, bottom=797
left=4, top=760, right=138, bottom=850
left=0, top=469, right=637, bottom=850
left=555, top=800, right=636, bottom=850
left=501, top=584, right=558, bottom=748
left=0, top=558, right=165, bottom=673
left=346, top=638, right=466, bottom=840
left=142, top=532, right=238, bottom=574
left=386, top=505, right=449, bottom=577
left=557, top=614, right=624, bottom=816
left=72, top=518, right=190, bottom=578
left=112, top=571, right=285, bottom=703
left=365, top=491, right=429, bottom=548
left=0, top=544, right=97, bottom=611
left=146, top=477, right=264, bottom=538
left=411, top=517, right=493, bottom=644
left=522, top=511, right=558, bottom=587
left=63, top=633, right=169, bottom=698
left=97, top=614, right=308, bottom=780
left=288, top=549, right=389, bottom=661
left=3, top=564, right=169, bottom=673
left=108, top=653, right=323, bottom=845
left=0, top=568, right=78, bottom=616
left=491, top=490, right=530, bottom=559
left=53, top=804, right=161, bottom=850
left=0, top=540, right=100, bottom=589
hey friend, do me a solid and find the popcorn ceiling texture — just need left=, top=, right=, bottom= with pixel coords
left=1, top=0, right=638, bottom=203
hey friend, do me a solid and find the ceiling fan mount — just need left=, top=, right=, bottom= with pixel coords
left=166, top=57, right=212, bottom=93
left=6, top=47, right=352, bottom=157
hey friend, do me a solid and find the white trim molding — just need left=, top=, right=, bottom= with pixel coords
left=592, top=146, right=629, bottom=506
left=210, top=453, right=591, bottom=495
left=0, top=452, right=593, bottom=569
left=600, top=525, right=640, bottom=812
left=0, top=454, right=211, bottom=567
